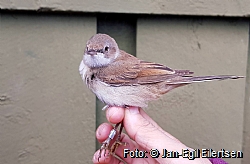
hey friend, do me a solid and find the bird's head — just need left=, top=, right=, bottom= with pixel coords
left=83, top=34, right=119, bottom=68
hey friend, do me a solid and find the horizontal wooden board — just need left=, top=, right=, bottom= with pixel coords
left=1, top=0, right=250, bottom=17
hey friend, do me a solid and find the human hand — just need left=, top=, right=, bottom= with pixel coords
left=93, top=106, right=211, bottom=164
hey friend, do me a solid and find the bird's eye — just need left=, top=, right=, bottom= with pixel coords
left=104, top=46, right=109, bottom=52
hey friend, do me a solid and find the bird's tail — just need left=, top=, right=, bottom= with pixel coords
left=167, top=75, right=244, bottom=85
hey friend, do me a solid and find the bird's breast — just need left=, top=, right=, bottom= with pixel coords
left=79, top=60, right=161, bottom=108
left=89, top=78, right=162, bottom=107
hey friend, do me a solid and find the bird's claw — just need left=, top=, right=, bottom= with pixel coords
left=98, top=122, right=126, bottom=162
left=98, top=128, right=116, bottom=161
left=110, top=136, right=127, bottom=156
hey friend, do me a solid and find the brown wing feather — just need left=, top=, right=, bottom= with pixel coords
left=96, top=51, right=192, bottom=86
left=94, top=51, right=243, bottom=86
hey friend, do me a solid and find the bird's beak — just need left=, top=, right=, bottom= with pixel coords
left=86, top=50, right=97, bottom=56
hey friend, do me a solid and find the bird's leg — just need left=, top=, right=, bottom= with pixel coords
left=110, top=121, right=127, bottom=155
left=102, top=105, right=110, bottom=111
left=98, top=123, right=120, bottom=161
left=98, top=121, right=128, bottom=162
left=98, top=105, right=128, bottom=161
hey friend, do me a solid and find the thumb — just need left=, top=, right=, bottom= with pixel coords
left=123, top=106, right=186, bottom=152
left=123, top=107, right=212, bottom=164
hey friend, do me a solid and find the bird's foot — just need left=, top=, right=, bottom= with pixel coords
left=98, top=122, right=127, bottom=162
left=110, top=133, right=127, bottom=156
left=98, top=128, right=116, bottom=161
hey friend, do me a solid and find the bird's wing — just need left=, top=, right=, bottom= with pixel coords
left=96, top=53, right=193, bottom=86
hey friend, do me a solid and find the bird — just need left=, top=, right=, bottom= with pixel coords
left=79, top=33, right=243, bottom=161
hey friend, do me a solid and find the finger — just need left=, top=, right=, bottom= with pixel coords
left=95, top=123, right=131, bottom=164
left=96, top=123, right=113, bottom=142
left=138, top=108, right=158, bottom=127
left=106, top=106, right=125, bottom=124
left=95, top=122, right=158, bottom=163
left=139, top=108, right=181, bottom=141
left=95, top=125, right=147, bottom=164
left=123, top=106, right=187, bottom=163
left=96, top=122, right=156, bottom=163
left=112, top=132, right=157, bottom=164
left=106, top=106, right=175, bottom=140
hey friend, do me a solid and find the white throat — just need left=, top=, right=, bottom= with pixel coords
left=83, top=52, right=118, bottom=68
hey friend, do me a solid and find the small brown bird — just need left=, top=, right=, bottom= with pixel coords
left=79, top=33, right=243, bottom=160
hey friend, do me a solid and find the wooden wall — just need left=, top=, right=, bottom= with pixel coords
left=0, top=1, right=249, bottom=164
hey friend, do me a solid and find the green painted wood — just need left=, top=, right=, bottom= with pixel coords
left=0, top=11, right=249, bottom=164
left=0, top=13, right=97, bottom=164
left=242, top=24, right=250, bottom=164
left=137, top=16, right=248, bottom=164
left=1, top=0, right=250, bottom=17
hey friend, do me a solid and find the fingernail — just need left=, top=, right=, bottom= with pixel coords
left=93, top=153, right=97, bottom=161
left=97, top=124, right=105, bottom=136
left=129, top=106, right=139, bottom=114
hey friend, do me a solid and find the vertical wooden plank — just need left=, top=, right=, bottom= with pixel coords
left=242, top=22, right=250, bottom=164
left=96, top=13, right=136, bottom=149
left=137, top=16, right=247, bottom=164
left=0, top=13, right=96, bottom=164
